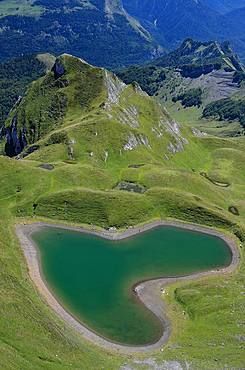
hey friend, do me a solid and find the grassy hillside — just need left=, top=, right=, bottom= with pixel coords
left=0, top=53, right=55, bottom=128
left=0, top=0, right=43, bottom=17
left=0, top=55, right=245, bottom=369
left=166, top=101, right=244, bottom=138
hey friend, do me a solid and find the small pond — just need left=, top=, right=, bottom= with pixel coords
left=32, top=226, right=232, bottom=345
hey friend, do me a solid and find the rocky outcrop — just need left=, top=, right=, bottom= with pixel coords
left=123, top=133, right=151, bottom=151
left=52, top=59, right=66, bottom=79
left=118, top=106, right=140, bottom=128
left=105, top=0, right=124, bottom=15
left=104, top=70, right=126, bottom=108
left=191, top=127, right=207, bottom=137
left=5, top=115, right=27, bottom=157
left=179, top=63, right=222, bottom=78
left=132, top=82, right=148, bottom=97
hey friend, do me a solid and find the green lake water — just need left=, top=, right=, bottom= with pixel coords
left=32, top=226, right=232, bottom=345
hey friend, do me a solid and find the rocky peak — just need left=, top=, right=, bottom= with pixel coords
left=52, top=58, right=66, bottom=79
left=104, top=0, right=124, bottom=14
left=152, top=38, right=244, bottom=74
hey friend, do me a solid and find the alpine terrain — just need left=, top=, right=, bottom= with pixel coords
left=0, top=54, right=244, bottom=369
left=0, top=0, right=162, bottom=67
left=0, top=1, right=245, bottom=369
left=117, top=39, right=245, bottom=136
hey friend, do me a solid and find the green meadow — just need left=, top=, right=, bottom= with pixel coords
left=0, top=54, right=244, bottom=369
left=0, top=0, right=43, bottom=18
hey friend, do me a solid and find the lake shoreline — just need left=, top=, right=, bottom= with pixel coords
left=15, top=220, right=240, bottom=354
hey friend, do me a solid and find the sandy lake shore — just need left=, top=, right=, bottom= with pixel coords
left=15, top=220, right=240, bottom=354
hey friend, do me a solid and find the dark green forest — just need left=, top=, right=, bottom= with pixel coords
left=0, top=55, right=47, bottom=126
left=116, top=65, right=166, bottom=96
left=172, top=88, right=203, bottom=108
left=203, top=98, right=245, bottom=127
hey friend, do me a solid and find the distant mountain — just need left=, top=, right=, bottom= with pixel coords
left=151, top=39, right=244, bottom=75
left=117, top=39, right=244, bottom=88
left=203, top=0, right=245, bottom=14
left=225, top=6, right=245, bottom=36
left=1, top=0, right=245, bottom=66
left=116, top=39, right=245, bottom=135
left=122, top=0, right=245, bottom=61
left=123, top=0, right=224, bottom=41
left=0, top=0, right=162, bottom=68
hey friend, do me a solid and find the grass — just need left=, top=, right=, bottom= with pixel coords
left=1, top=55, right=245, bottom=369
left=165, top=101, right=243, bottom=137
left=1, top=133, right=244, bottom=369
left=0, top=151, right=244, bottom=369
left=0, top=0, right=43, bottom=18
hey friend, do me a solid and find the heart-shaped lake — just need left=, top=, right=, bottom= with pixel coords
left=32, top=226, right=232, bottom=345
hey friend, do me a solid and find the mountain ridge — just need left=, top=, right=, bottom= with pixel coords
left=116, top=38, right=245, bottom=136
left=0, top=40, right=245, bottom=370
left=2, top=54, right=191, bottom=164
left=1, top=0, right=245, bottom=66
left=151, top=39, right=244, bottom=74
left=122, top=0, right=245, bottom=62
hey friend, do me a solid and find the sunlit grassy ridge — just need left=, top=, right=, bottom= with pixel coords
left=0, top=0, right=43, bottom=18
left=0, top=55, right=245, bottom=369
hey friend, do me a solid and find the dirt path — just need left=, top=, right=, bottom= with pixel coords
left=15, top=220, right=240, bottom=354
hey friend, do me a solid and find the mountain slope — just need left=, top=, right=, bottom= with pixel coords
left=122, top=0, right=245, bottom=61
left=0, top=0, right=162, bottom=67
left=1, top=0, right=245, bottom=66
left=0, top=53, right=55, bottom=128
left=151, top=39, right=244, bottom=74
left=2, top=54, right=191, bottom=164
left=203, top=0, right=245, bottom=14
left=0, top=53, right=245, bottom=370
left=116, top=39, right=244, bottom=96
left=2, top=53, right=244, bottom=229
left=116, top=39, right=245, bottom=136
left=123, top=0, right=220, bottom=42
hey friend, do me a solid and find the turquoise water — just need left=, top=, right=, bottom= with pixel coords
left=32, top=226, right=232, bottom=345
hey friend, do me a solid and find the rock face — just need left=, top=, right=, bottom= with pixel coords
left=104, top=70, right=126, bottom=107
left=104, top=0, right=124, bottom=14
left=0, top=124, right=5, bottom=140
left=52, top=59, right=66, bottom=79
left=5, top=116, right=27, bottom=157
left=189, top=70, right=240, bottom=103
left=2, top=55, right=70, bottom=157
